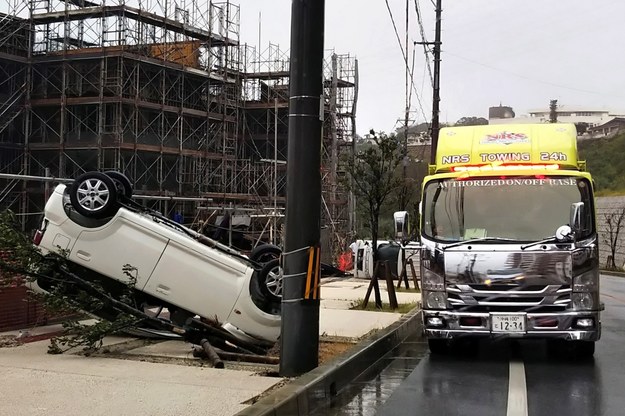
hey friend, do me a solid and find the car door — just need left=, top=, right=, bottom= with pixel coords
left=144, top=236, right=249, bottom=322
left=69, top=211, right=169, bottom=289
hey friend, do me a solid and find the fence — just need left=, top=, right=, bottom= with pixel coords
left=0, top=285, right=48, bottom=331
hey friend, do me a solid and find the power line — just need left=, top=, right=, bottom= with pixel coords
left=384, top=0, right=429, bottom=124
left=414, top=0, right=433, bottom=86
left=445, top=50, right=625, bottom=99
left=384, top=0, right=408, bottom=71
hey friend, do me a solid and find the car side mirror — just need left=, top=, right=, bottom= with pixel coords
left=393, top=211, right=409, bottom=241
left=570, top=202, right=585, bottom=238
left=555, top=225, right=572, bottom=242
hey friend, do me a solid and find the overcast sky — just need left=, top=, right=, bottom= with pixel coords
left=236, top=0, right=625, bottom=135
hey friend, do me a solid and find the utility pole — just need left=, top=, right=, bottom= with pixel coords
left=279, top=0, right=325, bottom=377
left=429, top=0, right=442, bottom=164
left=274, top=97, right=278, bottom=245
left=401, top=0, right=409, bottom=210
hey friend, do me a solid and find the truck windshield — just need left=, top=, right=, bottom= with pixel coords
left=422, top=176, right=594, bottom=242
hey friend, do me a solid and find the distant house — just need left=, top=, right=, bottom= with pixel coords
left=527, top=106, right=625, bottom=127
left=399, top=122, right=432, bottom=146
left=587, top=117, right=625, bottom=138
left=488, top=104, right=625, bottom=134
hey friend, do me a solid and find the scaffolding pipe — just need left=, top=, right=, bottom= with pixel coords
left=0, top=173, right=215, bottom=202
left=131, top=195, right=214, bottom=202
left=0, top=173, right=72, bottom=183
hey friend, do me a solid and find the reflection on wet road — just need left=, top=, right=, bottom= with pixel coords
left=311, top=274, right=625, bottom=415
left=309, top=336, right=428, bottom=416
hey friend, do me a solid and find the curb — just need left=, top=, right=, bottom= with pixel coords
left=601, top=270, right=625, bottom=278
left=20, top=330, right=64, bottom=343
left=235, top=308, right=422, bottom=416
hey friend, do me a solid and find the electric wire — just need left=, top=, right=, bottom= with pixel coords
left=384, top=0, right=429, bottom=124
left=414, top=0, right=434, bottom=87
left=445, top=50, right=625, bottom=99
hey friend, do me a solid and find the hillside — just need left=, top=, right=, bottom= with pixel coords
left=578, top=132, right=625, bottom=196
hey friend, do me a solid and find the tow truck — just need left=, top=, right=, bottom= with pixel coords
left=403, top=123, right=601, bottom=357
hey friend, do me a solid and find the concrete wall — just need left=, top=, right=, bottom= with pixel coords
left=596, top=196, right=625, bottom=269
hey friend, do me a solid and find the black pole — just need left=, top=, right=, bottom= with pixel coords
left=279, top=0, right=325, bottom=377
left=429, top=0, right=442, bottom=164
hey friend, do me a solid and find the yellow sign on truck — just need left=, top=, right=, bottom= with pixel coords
left=411, top=123, right=601, bottom=357
left=434, top=123, right=582, bottom=172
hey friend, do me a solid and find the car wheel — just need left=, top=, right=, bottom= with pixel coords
left=250, top=244, right=282, bottom=264
left=248, top=270, right=281, bottom=315
left=104, top=170, right=133, bottom=200
left=69, top=171, right=119, bottom=219
left=260, top=258, right=282, bottom=302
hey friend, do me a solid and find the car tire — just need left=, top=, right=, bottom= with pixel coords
left=104, top=170, right=133, bottom=200
left=69, top=171, right=119, bottom=219
left=250, top=244, right=282, bottom=264
left=260, top=258, right=282, bottom=302
left=249, top=270, right=280, bottom=315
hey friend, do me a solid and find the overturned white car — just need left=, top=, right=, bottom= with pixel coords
left=31, top=171, right=282, bottom=345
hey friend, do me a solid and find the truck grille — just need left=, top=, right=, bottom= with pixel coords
left=447, top=284, right=571, bottom=312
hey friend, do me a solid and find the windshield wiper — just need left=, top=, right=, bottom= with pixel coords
left=520, top=236, right=559, bottom=250
left=443, top=237, right=518, bottom=250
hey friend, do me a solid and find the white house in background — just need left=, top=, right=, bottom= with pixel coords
left=526, top=105, right=625, bottom=126
left=488, top=104, right=625, bottom=128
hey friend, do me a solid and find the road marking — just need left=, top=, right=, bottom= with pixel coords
left=506, top=360, right=528, bottom=416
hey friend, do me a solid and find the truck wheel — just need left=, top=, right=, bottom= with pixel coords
left=455, top=338, right=479, bottom=356
left=69, top=172, right=119, bottom=219
left=260, top=258, right=282, bottom=302
left=104, top=171, right=133, bottom=200
left=250, top=244, right=281, bottom=264
left=571, top=340, right=595, bottom=358
left=428, top=338, right=450, bottom=355
left=547, top=339, right=595, bottom=359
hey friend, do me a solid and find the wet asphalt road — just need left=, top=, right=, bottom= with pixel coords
left=312, top=274, right=625, bottom=416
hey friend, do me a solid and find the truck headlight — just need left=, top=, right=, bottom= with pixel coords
left=424, top=290, right=447, bottom=309
left=422, top=269, right=445, bottom=291
left=569, top=292, right=595, bottom=311
left=572, top=271, right=597, bottom=292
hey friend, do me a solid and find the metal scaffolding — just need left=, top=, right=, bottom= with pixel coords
left=0, top=0, right=358, bottom=260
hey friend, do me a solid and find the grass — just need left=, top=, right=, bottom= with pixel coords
left=350, top=298, right=418, bottom=313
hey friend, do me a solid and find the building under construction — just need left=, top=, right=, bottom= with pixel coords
left=0, top=0, right=358, bottom=261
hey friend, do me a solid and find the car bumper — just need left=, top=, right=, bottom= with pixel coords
left=423, top=310, right=601, bottom=341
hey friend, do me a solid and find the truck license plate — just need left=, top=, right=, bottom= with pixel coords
left=491, top=314, right=526, bottom=333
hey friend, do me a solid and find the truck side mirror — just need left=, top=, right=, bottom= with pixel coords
left=570, top=202, right=584, bottom=238
left=393, top=211, right=409, bottom=241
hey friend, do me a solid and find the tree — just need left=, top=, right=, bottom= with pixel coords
left=0, top=211, right=140, bottom=353
left=575, top=122, right=589, bottom=135
left=455, top=116, right=488, bottom=126
left=549, top=99, right=558, bottom=123
left=603, top=206, right=625, bottom=270
left=344, top=130, right=404, bottom=259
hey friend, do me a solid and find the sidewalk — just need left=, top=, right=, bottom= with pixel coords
left=0, top=277, right=420, bottom=416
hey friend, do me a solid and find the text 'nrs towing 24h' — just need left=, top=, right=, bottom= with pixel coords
left=417, top=123, right=601, bottom=357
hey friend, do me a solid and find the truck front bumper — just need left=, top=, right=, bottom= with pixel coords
left=423, top=310, right=601, bottom=341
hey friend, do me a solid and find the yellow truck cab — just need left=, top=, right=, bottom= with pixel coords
left=419, top=123, right=600, bottom=356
